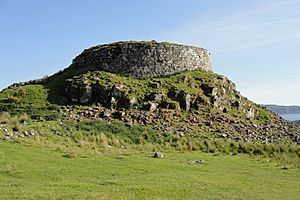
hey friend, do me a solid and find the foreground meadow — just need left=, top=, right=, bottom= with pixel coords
left=0, top=140, right=299, bottom=200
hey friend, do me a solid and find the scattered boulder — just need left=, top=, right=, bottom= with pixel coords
left=188, top=160, right=206, bottom=164
left=79, top=90, right=92, bottom=104
left=28, top=129, right=35, bottom=136
left=111, top=85, right=125, bottom=98
left=149, top=82, right=161, bottom=88
left=201, top=84, right=217, bottom=97
left=246, top=108, right=257, bottom=119
left=63, top=151, right=77, bottom=158
left=102, top=110, right=112, bottom=118
left=231, top=100, right=242, bottom=110
left=153, top=152, right=164, bottom=158
left=110, top=97, right=117, bottom=109
left=183, top=76, right=189, bottom=83
left=113, top=111, right=126, bottom=119
left=147, top=102, right=158, bottom=112
left=149, top=93, right=164, bottom=103
left=180, top=93, right=192, bottom=112
left=126, top=97, right=138, bottom=108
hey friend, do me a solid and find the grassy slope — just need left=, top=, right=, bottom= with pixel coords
left=0, top=141, right=299, bottom=200
left=0, top=85, right=61, bottom=120
left=0, top=68, right=271, bottom=123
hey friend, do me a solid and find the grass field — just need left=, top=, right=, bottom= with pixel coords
left=0, top=140, right=299, bottom=200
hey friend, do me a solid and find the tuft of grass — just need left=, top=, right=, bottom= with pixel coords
left=5, top=164, right=17, bottom=174
left=0, top=112, right=11, bottom=124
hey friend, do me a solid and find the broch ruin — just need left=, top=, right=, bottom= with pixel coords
left=72, top=41, right=212, bottom=78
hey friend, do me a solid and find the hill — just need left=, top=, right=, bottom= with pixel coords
left=263, top=105, right=300, bottom=115
left=0, top=41, right=299, bottom=146
left=1, top=41, right=300, bottom=199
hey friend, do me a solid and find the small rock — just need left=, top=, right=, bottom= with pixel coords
left=149, top=82, right=160, bottom=88
left=63, top=152, right=77, bottom=158
left=113, top=111, right=126, bottom=119
left=149, top=102, right=158, bottom=112
left=184, top=93, right=191, bottom=112
left=125, top=119, right=133, bottom=127
left=153, top=152, right=164, bottom=159
left=111, top=85, right=124, bottom=98
left=246, top=108, right=257, bottom=119
left=4, top=136, right=10, bottom=140
left=110, top=97, right=117, bottom=109
left=152, top=93, right=164, bottom=103
left=183, top=76, right=189, bottom=83
left=188, top=160, right=206, bottom=164
left=103, top=110, right=112, bottom=118
left=29, top=130, right=35, bottom=136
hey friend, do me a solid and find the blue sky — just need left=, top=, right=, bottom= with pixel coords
left=0, top=0, right=299, bottom=105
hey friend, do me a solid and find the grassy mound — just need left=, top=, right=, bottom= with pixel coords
left=0, top=67, right=272, bottom=122
left=0, top=67, right=298, bottom=144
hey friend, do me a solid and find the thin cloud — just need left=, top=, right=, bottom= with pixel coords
left=157, top=0, right=300, bottom=54
left=155, top=0, right=300, bottom=105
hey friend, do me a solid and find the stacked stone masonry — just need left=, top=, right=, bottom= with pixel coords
left=73, top=41, right=212, bottom=78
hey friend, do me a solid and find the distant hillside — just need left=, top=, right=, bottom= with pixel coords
left=263, top=105, right=300, bottom=115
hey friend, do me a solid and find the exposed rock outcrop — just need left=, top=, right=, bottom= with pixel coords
left=64, top=70, right=249, bottom=116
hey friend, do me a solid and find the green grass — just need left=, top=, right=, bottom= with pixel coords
left=0, top=64, right=297, bottom=199
left=0, top=140, right=299, bottom=200
left=0, top=85, right=61, bottom=120
left=0, top=66, right=273, bottom=126
left=67, top=68, right=221, bottom=98
left=1, top=114, right=299, bottom=167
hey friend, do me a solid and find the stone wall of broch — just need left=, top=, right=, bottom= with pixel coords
left=72, top=41, right=212, bottom=78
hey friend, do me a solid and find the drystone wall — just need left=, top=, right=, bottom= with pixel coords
left=72, top=41, right=212, bottom=78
